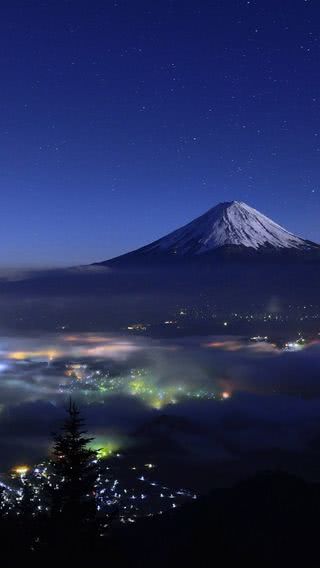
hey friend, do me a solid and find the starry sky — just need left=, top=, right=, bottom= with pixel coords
left=1, top=0, right=320, bottom=267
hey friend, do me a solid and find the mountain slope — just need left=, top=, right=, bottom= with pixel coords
left=0, top=201, right=319, bottom=334
left=98, top=201, right=319, bottom=265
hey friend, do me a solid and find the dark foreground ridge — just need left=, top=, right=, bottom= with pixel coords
left=111, top=470, right=320, bottom=568
left=3, top=470, right=320, bottom=567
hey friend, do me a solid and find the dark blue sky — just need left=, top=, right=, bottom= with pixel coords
left=1, top=0, right=320, bottom=266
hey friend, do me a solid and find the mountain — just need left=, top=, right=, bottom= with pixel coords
left=0, top=200, right=320, bottom=333
left=98, top=201, right=320, bottom=266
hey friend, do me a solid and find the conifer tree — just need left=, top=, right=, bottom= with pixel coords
left=50, top=400, right=99, bottom=544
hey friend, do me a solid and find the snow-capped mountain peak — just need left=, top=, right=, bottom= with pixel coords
left=101, top=200, right=319, bottom=264
left=142, top=201, right=311, bottom=254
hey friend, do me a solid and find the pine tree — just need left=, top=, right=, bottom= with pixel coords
left=50, top=400, right=99, bottom=546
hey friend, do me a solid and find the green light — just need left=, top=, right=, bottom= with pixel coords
left=92, top=437, right=120, bottom=458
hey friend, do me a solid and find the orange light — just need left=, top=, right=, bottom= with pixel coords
left=12, top=465, right=29, bottom=476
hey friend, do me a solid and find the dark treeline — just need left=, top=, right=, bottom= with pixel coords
left=2, top=405, right=320, bottom=567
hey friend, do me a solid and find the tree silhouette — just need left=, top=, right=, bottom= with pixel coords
left=50, top=400, right=99, bottom=550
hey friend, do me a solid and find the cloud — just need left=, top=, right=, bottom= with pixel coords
left=0, top=333, right=320, bottom=483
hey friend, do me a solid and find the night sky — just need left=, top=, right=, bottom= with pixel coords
left=1, top=0, right=320, bottom=267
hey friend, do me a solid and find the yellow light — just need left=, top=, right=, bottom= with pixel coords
left=13, top=465, right=29, bottom=476
left=47, top=350, right=58, bottom=361
left=150, top=397, right=164, bottom=410
left=9, top=351, right=28, bottom=360
left=9, top=349, right=61, bottom=361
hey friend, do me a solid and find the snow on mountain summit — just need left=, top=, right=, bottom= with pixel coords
left=141, top=201, right=311, bottom=254
left=101, top=200, right=319, bottom=265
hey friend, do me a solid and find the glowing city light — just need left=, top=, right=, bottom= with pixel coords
left=92, top=438, right=121, bottom=459
left=222, top=391, right=231, bottom=399
left=12, top=465, right=29, bottom=476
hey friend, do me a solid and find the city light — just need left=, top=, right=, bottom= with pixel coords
left=92, top=439, right=120, bottom=458
left=4, top=456, right=196, bottom=524
left=12, top=465, right=30, bottom=476
left=221, top=391, right=231, bottom=400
